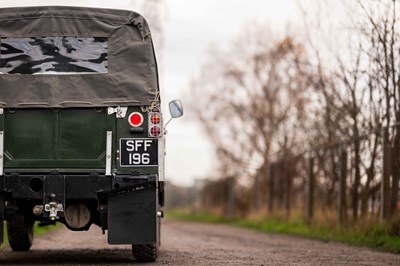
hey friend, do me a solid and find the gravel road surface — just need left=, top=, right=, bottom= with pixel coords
left=0, top=219, right=398, bottom=265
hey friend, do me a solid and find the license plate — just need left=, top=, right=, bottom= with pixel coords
left=119, top=139, right=158, bottom=167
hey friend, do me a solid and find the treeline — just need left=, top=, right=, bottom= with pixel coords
left=189, top=0, right=400, bottom=223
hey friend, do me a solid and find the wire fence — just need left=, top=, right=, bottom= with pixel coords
left=197, top=124, right=400, bottom=224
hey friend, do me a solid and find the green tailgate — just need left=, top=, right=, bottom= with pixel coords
left=3, top=108, right=109, bottom=169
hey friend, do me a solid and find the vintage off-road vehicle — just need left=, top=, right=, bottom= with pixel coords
left=0, top=6, right=182, bottom=262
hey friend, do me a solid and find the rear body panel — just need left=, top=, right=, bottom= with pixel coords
left=1, top=107, right=161, bottom=175
left=3, top=108, right=108, bottom=169
left=0, top=105, right=164, bottom=245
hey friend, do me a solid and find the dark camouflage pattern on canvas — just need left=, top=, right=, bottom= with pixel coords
left=0, top=37, right=108, bottom=74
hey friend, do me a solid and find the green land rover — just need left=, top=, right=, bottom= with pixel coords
left=0, top=6, right=182, bottom=262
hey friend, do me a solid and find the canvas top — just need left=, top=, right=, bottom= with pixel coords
left=0, top=6, right=160, bottom=108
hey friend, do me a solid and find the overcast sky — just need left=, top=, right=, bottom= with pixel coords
left=0, top=0, right=302, bottom=186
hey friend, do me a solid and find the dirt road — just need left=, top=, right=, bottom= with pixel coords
left=0, top=219, right=398, bottom=265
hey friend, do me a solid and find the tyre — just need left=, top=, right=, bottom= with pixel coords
left=7, top=220, right=34, bottom=251
left=132, top=243, right=158, bottom=262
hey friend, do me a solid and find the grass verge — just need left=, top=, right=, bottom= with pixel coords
left=167, top=209, right=400, bottom=254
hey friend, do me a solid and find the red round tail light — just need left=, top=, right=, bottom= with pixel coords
left=150, top=126, right=161, bottom=137
left=148, top=112, right=162, bottom=137
left=128, top=112, right=143, bottom=127
left=150, top=113, right=161, bottom=124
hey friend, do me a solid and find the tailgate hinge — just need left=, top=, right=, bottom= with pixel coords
left=107, top=107, right=128, bottom=118
left=0, top=131, right=3, bottom=176
left=106, top=131, right=112, bottom=176
left=0, top=108, right=3, bottom=176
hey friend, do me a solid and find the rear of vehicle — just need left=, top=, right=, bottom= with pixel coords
left=0, top=6, right=164, bottom=261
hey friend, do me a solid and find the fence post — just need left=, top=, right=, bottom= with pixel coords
left=390, top=130, right=398, bottom=217
left=227, top=177, right=235, bottom=218
left=279, top=162, right=284, bottom=209
left=253, top=174, right=260, bottom=210
left=267, top=164, right=274, bottom=213
left=306, top=155, right=314, bottom=224
left=381, top=127, right=390, bottom=221
left=284, top=159, right=291, bottom=218
left=338, top=145, right=347, bottom=224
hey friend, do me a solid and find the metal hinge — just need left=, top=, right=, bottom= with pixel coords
left=0, top=131, right=3, bottom=176
left=107, top=107, right=128, bottom=118
left=106, top=131, right=112, bottom=176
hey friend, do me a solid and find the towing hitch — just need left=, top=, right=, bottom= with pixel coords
left=44, top=193, right=64, bottom=220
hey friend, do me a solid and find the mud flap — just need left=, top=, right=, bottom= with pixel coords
left=107, top=186, right=158, bottom=244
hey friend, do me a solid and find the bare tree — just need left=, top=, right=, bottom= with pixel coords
left=192, top=0, right=400, bottom=222
left=190, top=26, right=313, bottom=181
left=301, top=0, right=399, bottom=219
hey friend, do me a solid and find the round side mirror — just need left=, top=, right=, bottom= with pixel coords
left=169, top=100, right=183, bottom=118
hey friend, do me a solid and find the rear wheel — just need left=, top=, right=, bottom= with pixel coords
left=132, top=243, right=158, bottom=262
left=7, top=217, right=34, bottom=251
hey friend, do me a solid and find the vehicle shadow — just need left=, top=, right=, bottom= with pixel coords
left=0, top=248, right=141, bottom=265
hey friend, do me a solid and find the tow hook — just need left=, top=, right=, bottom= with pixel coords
left=45, top=202, right=64, bottom=220
left=44, top=193, right=64, bottom=220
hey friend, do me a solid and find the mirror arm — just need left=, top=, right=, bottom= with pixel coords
left=164, top=117, right=173, bottom=130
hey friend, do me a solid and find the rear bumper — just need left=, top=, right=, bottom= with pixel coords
left=0, top=172, right=157, bottom=200
left=0, top=173, right=160, bottom=245
left=0, top=172, right=158, bottom=226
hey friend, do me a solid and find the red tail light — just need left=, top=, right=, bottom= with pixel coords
left=128, top=112, right=143, bottom=127
left=148, top=112, right=162, bottom=137
left=150, top=126, right=161, bottom=137
left=150, top=113, right=161, bottom=124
